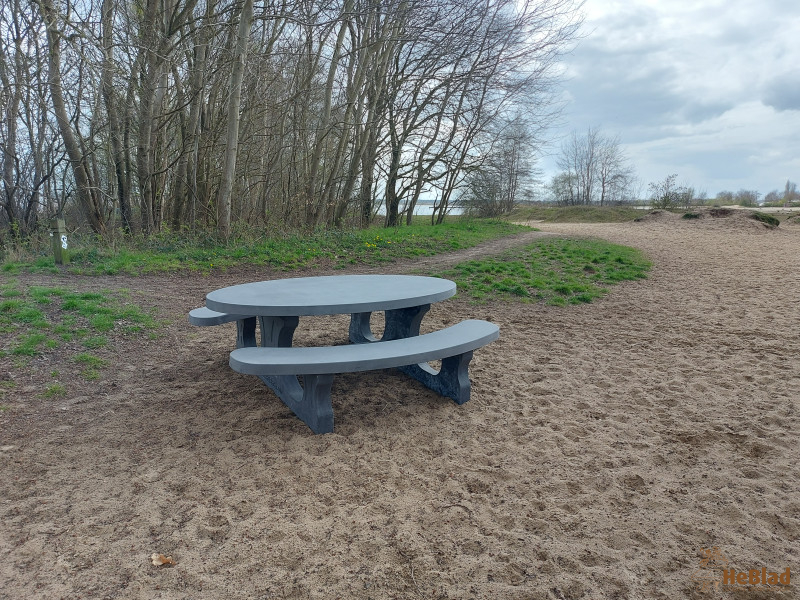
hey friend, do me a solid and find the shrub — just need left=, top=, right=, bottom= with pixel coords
left=750, top=212, right=779, bottom=227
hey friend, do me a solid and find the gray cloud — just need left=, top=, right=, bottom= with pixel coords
left=562, top=37, right=734, bottom=142
left=762, top=70, right=800, bottom=111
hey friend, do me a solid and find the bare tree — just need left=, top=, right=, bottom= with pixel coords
left=217, top=0, right=254, bottom=238
left=734, top=189, right=760, bottom=207
left=458, top=116, right=537, bottom=217
left=783, top=180, right=799, bottom=206
left=715, top=190, right=734, bottom=205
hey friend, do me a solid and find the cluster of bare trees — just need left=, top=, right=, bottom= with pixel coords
left=549, top=127, right=637, bottom=206
left=456, top=115, right=538, bottom=217
left=762, top=180, right=799, bottom=206
left=648, top=174, right=696, bottom=209
left=0, top=0, right=582, bottom=242
left=715, top=189, right=759, bottom=207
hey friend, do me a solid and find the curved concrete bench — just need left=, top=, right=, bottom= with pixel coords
left=229, top=320, right=499, bottom=434
left=188, top=307, right=246, bottom=326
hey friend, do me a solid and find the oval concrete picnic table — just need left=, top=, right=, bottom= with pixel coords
left=193, top=274, right=498, bottom=433
left=205, top=274, right=456, bottom=317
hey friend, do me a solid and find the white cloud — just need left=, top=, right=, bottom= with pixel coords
left=544, top=0, right=800, bottom=194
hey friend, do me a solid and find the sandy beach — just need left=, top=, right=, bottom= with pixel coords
left=1, top=211, right=798, bottom=599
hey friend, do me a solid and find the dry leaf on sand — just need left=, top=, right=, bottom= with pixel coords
left=151, top=553, right=176, bottom=566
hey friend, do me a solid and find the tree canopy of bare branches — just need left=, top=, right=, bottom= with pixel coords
left=1, top=0, right=583, bottom=241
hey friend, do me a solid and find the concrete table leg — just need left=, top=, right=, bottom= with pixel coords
left=382, top=304, right=430, bottom=340
left=349, top=304, right=431, bottom=344
left=257, top=372, right=334, bottom=434
left=349, top=304, right=472, bottom=404
left=236, top=317, right=258, bottom=348
left=251, top=315, right=332, bottom=433
left=259, top=315, right=299, bottom=348
left=349, top=312, right=378, bottom=343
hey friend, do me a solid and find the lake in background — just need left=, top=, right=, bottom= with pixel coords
left=375, top=201, right=463, bottom=217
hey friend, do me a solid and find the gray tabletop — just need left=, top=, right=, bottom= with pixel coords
left=205, top=274, right=456, bottom=316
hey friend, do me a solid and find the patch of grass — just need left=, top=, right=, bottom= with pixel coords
left=1, top=282, right=21, bottom=298
left=0, top=282, right=156, bottom=372
left=75, top=353, right=106, bottom=368
left=510, top=205, right=645, bottom=223
left=81, top=336, right=108, bottom=349
left=42, top=383, right=66, bottom=398
left=81, top=369, right=101, bottom=381
left=0, top=298, right=24, bottom=313
left=440, top=238, right=651, bottom=305
left=2, top=260, right=58, bottom=275
left=682, top=212, right=701, bottom=219
left=12, top=333, right=48, bottom=355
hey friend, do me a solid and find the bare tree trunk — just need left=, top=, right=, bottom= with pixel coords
left=0, top=7, right=21, bottom=234
left=101, top=0, right=134, bottom=233
left=305, top=0, right=352, bottom=227
left=37, top=0, right=106, bottom=234
left=216, top=0, right=254, bottom=238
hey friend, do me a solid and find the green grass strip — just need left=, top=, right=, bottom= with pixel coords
left=440, top=238, right=651, bottom=305
left=2, top=219, right=530, bottom=276
left=510, top=205, right=645, bottom=223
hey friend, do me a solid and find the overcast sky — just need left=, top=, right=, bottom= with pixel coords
left=540, top=0, right=800, bottom=198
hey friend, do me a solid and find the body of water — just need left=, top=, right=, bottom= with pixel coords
left=375, top=202, right=464, bottom=217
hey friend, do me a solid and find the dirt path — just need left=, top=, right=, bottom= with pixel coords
left=1, top=213, right=798, bottom=599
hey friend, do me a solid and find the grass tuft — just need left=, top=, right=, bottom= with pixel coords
left=750, top=212, right=780, bottom=227
left=41, top=384, right=66, bottom=398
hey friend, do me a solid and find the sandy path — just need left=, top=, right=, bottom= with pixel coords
left=1, top=214, right=798, bottom=599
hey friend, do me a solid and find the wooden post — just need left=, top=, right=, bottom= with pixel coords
left=50, top=218, right=69, bottom=265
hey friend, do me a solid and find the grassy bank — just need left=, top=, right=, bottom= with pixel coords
left=2, top=219, right=530, bottom=276
left=440, top=237, right=651, bottom=305
left=510, top=204, right=645, bottom=223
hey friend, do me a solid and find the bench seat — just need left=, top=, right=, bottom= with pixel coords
left=188, top=307, right=246, bottom=326
left=230, top=319, right=499, bottom=375
left=229, top=319, right=499, bottom=434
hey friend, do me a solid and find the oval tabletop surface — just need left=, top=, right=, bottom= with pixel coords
left=205, top=274, right=456, bottom=316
